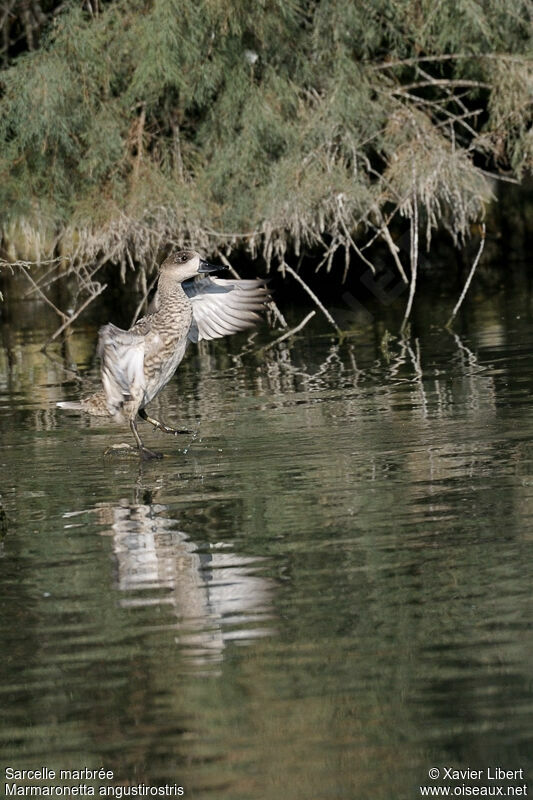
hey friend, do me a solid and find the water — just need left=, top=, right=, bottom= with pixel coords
left=1, top=282, right=533, bottom=799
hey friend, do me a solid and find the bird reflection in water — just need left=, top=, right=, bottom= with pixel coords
left=95, top=485, right=273, bottom=667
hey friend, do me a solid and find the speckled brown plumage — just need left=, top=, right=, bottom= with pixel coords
left=57, top=250, right=268, bottom=458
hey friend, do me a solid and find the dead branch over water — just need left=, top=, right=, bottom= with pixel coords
left=401, top=182, right=420, bottom=333
left=260, top=310, right=316, bottom=352
left=282, top=263, right=341, bottom=334
left=0, top=256, right=107, bottom=347
left=446, top=223, right=487, bottom=329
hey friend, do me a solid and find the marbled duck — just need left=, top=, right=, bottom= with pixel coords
left=57, top=250, right=268, bottom=458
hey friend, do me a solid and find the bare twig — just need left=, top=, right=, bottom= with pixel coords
left=261, top=311, right=316, bottom=351
left=130, top=273, right=158, bottom=326
left=43, top=283, right=108, bottom=349
left=337, top=194, right=376, bottom=274
left=22, top=261, right=63, bottom=298
left=379, top=222, right=409, bottom=284
left=0, top=256, right=67, bottom=269
left=477, top=168, right=520, bottom=186
left=269, top=301, right=288, bottom=329
left=217, top=251, right=241, bottom=279
left=401, top=188, right=419, bottom=333
left=361, top=205, right=400, bottom=251
left=446, top=223, right=486, bottom=328
left=281, top=262, right=341, bottom=334
left=395, top=82, right=482, bottom=143
left=20, top=266, right=68, bottom=321
left=0, top=1, right=17, bottom=33
left=265, top=299, right=288, bottom=329
left=416, top=64, right=482, bottom=142
left=372, top=53, right=531, bottom=71
left=391, top=79, right=492, bottom=95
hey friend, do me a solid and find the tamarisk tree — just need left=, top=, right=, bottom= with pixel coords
left=0, top=0, right=531, bottom=323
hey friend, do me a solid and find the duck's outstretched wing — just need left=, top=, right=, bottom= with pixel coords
left=97, top=323, right=145, bottom=418
left=183, top=277, right=269, bottom=343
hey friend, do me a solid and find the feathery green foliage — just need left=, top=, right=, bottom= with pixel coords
left=0, top=0, right=532, bottom=283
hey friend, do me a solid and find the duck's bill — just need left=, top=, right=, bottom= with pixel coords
left=199, top=260, right=226, bottom=274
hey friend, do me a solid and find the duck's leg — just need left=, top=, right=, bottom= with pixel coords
left=130, top=418, right=163, bottom=460
left=138, top=408, right=191, bottom=436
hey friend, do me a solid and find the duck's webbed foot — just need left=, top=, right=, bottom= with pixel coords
left=138, top=408, right=191, bottom=436
left=139, top=445, right=163, bottom=460
left=130, top=418, right=163, bottom=459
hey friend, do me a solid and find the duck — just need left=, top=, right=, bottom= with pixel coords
left=57, top=249, right=269, bottom=458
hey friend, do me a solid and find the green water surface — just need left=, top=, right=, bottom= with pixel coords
left=1, top=282, right=533, bottom=799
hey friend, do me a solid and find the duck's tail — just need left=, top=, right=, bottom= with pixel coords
left=56, top=401, right=83, bottom=411
left=57, top=392, right=111, bottom=417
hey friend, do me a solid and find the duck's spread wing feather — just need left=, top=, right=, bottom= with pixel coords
left=97, top=323, right=145, bottom=418
left=183, top=277, right=269, bottom=343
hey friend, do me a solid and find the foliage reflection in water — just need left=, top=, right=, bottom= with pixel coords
left=1, top=286, right=533, bottom=798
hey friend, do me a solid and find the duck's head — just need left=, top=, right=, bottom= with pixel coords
left=160, top=250, right=223, bottom=282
